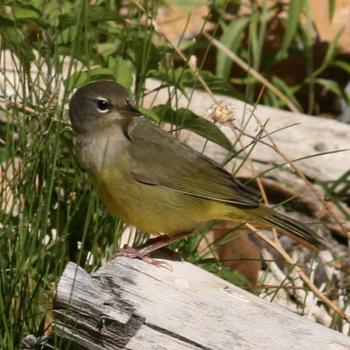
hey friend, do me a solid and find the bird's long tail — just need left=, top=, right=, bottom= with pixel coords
left=254, top=206, right=326, bottom=250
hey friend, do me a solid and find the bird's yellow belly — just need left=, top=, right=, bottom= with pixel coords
left=91, top=167, right=232, bottom=235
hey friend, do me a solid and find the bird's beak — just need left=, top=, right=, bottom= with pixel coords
left=120, top=101, right=142, bottom=117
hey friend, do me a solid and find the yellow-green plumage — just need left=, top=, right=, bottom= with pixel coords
left=95, top=167, right=231, bottom=234
left=69, top=80, right=325, bottom=251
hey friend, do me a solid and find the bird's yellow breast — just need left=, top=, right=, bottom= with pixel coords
left=90, top=166, right=237, bottom=235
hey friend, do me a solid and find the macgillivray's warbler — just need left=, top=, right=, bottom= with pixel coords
left=69, top=80, right=325, bottom=259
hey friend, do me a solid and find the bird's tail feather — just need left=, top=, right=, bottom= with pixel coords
left=257, top=207, right=325, bottom=250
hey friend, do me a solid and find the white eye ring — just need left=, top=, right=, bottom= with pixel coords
left=96, top=97, right=110, bottom=113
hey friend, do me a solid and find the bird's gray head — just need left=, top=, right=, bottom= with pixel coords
left=69, top=80, right=140, bottom=134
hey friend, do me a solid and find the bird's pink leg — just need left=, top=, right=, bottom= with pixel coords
left=117, top=231, right=191, bottom=266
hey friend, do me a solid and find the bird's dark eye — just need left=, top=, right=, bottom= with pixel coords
left=96, top=99, right=110, bottom=112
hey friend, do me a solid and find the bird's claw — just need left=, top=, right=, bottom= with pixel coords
left=116, top=245, right=172, bottom=270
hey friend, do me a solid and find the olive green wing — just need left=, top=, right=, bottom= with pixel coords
left=127, top=117, right=260, bottom=209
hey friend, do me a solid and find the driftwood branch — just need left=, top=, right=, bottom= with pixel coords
left=143, top=79, right=350, bottom=183
left=49, top=257, right=350, bottom=350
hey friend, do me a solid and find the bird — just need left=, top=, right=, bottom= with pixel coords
left=69, top=80, right=325, bottom=259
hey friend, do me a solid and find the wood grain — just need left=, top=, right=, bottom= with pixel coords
left=52, top=257, right=350, bottom=350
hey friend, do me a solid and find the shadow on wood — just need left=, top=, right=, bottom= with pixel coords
left=45, top=257, right=350, bottom=350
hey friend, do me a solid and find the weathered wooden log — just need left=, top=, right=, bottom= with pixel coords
left=143, top=79, right=350, bottom=183
left=51, top=257, right=350, bottom=350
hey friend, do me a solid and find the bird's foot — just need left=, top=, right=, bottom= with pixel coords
left=116, top=245, right=172, bottom=269
left=115, top=232, right=191, bottom=268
